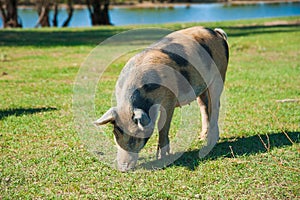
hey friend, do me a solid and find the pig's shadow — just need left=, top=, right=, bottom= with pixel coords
left=140, top=131, right=299, bottom=171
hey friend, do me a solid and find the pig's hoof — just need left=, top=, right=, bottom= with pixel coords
left=118, top=163, right=135, bottom=172
left=156, top=145, right=170, bottom=160
left=199, top=129, right=208, bottom=140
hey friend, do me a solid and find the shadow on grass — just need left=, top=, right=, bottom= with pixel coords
left=0, top=29, right=121, bottom=47
left=224, top=22, right=300, bottom=37
left=141, top=131, right=300, bottom=171
left=172, top=131, right=300, bottom=170
left=0, top=28, right=170, bottom=47
left=0, top=107, right=57, bottom=120
left=0, top=22, right=299, bottom=47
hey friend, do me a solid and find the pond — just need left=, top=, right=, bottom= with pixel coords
left=1, top=2, right=300, bottom=28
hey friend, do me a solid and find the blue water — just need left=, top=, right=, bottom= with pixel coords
left=1, top=2, right=300, bottom=28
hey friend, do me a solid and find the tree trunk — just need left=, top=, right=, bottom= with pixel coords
left=52, top=1, right=58, bottom=27
left=86, top=0, right=111, bottom=26
left=36, top=0, right=50, bottom=27
left=0, top=0, right=22, bottom=28
left=62, top=0, right=74, bottom=27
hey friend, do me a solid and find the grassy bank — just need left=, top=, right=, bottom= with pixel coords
left=1, top=16, right=299, bottom=199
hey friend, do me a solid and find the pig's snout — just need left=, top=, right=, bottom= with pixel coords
left=116, top=145, right=138, bottom=172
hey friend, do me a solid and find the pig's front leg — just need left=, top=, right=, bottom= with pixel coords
left=156, top=100, right=176, bottom=160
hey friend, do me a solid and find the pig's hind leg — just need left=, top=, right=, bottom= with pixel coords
left=197, top=89, right=211, bottom=140
left=198, top=77, right=223, bottom=158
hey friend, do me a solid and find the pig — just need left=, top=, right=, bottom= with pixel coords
left=94, top=26, right=229, bottom=172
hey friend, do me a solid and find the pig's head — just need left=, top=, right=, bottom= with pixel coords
left=94, top=106, right=157, bottom=172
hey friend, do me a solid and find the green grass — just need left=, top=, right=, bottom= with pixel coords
left=1, top=16, right=300, bottom=199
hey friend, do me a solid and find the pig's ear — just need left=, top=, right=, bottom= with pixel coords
left=94, top=107, right=117, bottom=125
left=133, top=108, right=151, bottom=130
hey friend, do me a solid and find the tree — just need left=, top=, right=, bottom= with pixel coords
left=0, top=0, right=22, bottom=28
left=86, top=0, right=111, bottom=26
left=52, top=0, right=74, bottom=27
left=35, top=0, right=50, bottom=27
left=36, top=0, right=73, bottom=28
left=52, top=0, right=58, bottom=27
left=62, top=0, right=74, bottom=27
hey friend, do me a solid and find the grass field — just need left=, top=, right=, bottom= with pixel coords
left=1, top=16, right=300, bottom=199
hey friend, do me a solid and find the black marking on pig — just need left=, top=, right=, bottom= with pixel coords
left=113, top=125, right=124, bottom=141
left=131, top=89, right=153, bottom=114
left=142, top=83, right=161, bottom=92
left=195, top=41, right=213, bottom=70
left=140, top=69, right=161, bottom=92
left=180, top=69, right=190, bottom=82
left=200, top=43, right=213, bottom=59
left=128, top=136, right=137, bottom=150
left=222, top=39, right=229, bottom=62
left=161, top=43, right=189, bottom=67
left=127, top=136, right=150, bottom=153
left=205, top=27, right=217, bottom=37
left=114, top=124, right=150, bottom=152
left=178, top=69, right=207, bottom=96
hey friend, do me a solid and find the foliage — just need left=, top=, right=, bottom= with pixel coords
left=0, top=16, right=299, bottom=199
